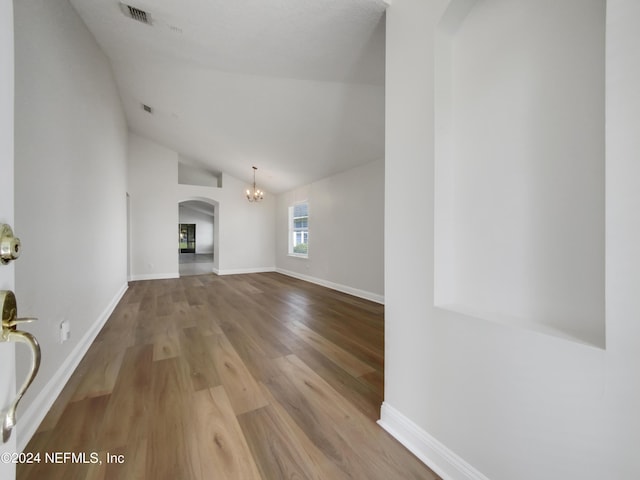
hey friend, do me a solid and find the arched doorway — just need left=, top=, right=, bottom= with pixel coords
left=178, top=197, right=219, bottom=276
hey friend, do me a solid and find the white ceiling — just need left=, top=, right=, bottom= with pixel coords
left=69, top=0, right=387, bottom=193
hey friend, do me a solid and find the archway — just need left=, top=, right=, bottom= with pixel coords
left=177, top=197, right=219, bottom=276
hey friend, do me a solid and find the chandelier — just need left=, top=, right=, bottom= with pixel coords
left=246, top=166, right=264, bottom=202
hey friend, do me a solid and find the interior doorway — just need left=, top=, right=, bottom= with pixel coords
left=178, top=198, right=217, bottom=276
left=179, top=223, right=196, bottom=253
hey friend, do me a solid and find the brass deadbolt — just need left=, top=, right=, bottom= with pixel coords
left=0, top=224, right=21, bottom=264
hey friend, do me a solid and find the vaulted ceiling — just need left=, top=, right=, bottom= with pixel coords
left=69, top=0, right=387, bottom=193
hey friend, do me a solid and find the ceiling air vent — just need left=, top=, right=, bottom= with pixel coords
left=120, top=3, right=152, bottom=25
left=142, top=104, right=153, bottom=114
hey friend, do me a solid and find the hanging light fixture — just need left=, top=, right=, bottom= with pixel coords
left=246, top=166, right=264, bottom=202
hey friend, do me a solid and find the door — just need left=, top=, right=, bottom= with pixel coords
left=0, top=1, right=17, bottom=478
left=179, top=223, right=196, bottom=253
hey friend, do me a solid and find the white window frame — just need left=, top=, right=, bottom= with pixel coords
left=288, top=201, right=309, bottom=258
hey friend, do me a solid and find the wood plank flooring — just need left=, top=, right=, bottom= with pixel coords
left=18, top=272, right=440, bottom=480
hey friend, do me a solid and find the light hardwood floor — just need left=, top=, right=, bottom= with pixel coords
left=179, top=253, right=214, bottom=277
left=18, top=273, right=440, bottom=480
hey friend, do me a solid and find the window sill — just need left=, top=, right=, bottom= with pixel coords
left=288, top=253, right=308, bottom=259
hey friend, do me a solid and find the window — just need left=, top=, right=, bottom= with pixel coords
left=288, top=202, right=309, bottom=257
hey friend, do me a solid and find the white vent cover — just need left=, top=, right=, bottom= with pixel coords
left=120, top=3, right=152, bottom=25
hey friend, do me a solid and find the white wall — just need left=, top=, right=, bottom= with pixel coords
left=178, top=205, right=214, bottom=254
left=178, top=161, right=220, bottom=187
left=178, top=176, right=276, bottom=275
left=276, top=159, right=384, bottom=302
left=13, top=0, right=128, bottom=450
left=129, top=133, right=276, bottom=278
left=382, top=0, right=640, bottom=479
left=434, top=0, right=605, bottom=346
left=128, top=133, right=179, bottom=280
left=605, top=0, right=640, bottom=476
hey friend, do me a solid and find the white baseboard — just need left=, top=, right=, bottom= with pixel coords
left=213, top=267, right=276, bottom=275
left=129, top=272, right=179, bottom=281
left=276, top=268, right=384, bottom=304
left=378, top=402, right=490, bottom=480
left=17, top=282, right=129, bottom=452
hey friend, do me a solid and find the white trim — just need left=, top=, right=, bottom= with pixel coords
left=276, top=268, right=384, bottom=304
left=378, top=402, right=491, bottom=480
left=214, top=267, right=276, bottom=276
left=129, top=272, right=179, bottom=281
left=17, top=282, right=129, bottom=453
